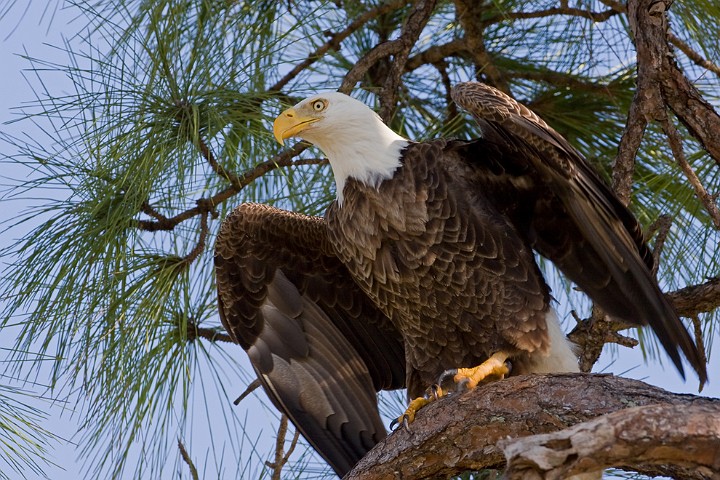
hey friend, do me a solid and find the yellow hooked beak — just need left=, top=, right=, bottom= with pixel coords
left=272, top=108, right=319, bottom=145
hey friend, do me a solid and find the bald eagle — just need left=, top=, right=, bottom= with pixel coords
left=215, top=82, right=707, bottom=477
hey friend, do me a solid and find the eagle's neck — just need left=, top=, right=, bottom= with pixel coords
left=308, top=117, right=408, bottom=205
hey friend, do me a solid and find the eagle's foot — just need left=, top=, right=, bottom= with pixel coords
left=438, top=351, right=511, bottom=392
left=390, top=384, right=446, bottom=431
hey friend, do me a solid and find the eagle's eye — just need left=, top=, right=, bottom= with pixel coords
left=312, top=99, right=326, bottom=112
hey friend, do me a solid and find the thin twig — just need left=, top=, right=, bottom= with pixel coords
left=483, top=6, right=619, bottom=26
left=660, top=116, right=720, bottom=229
left=668, top=32, right=720, bottom=78
left=198, top=135, right=238, bottom=184
left=269, top=0, right=409, bottom=93
left=136, top=148, right=327, bottom=231
left=178, top=439, right=199, bottom=480
left=284, top=428, right=301, bottom=469
left=186, top=318, right=235, bottom=344
left=266, top=415, right=297, bottom=480
left=646, top=214, right=672, bottom=278
left=690, top=315, right=708, bottom=371
left=455, top=0, right=509, bottom=93
left=405, top=38, right=466, bottom=72
left=234, top=379, right=262, bottom=405
left=510, top=69, right=617, bottom=96
left=180, top=212, right=209, bottom=265
left=140, top=201, right=169, bottom=222
left=434, top=60, right=458, bottom=126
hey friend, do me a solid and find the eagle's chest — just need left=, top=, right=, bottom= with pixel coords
left=325, top=166, right=471, bottom=322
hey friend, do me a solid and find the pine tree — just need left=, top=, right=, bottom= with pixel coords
left=1, top=1, right=718, bottom=478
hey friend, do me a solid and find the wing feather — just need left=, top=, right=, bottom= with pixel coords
left=215, top=203, right=405, bottom=476
left=451, top=82, right=707, bottom=385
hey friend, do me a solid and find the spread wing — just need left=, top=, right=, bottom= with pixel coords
left=451, top=82, right=707, bottom=385
left=215, top=203, right=405, bottom=476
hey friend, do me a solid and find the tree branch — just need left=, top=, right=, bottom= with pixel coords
left=568, top=306, right=637, bottom=373
left=266, top=415, right=300, bottom=480
left=136, top=147, right=327, bottom=231
left=667, top=277, right=720, bottom=318
left=568, top=275, right=720, bottom=373
left=378, top=0, right=437, bottom=121
left=345, top=374, right=719, bottom=479
left=647, top=214, right=672, bottom=278
left=660, top=115, right=720, bottom=229
left=269, top=0, right=410, bottom=93
left=234, top=378, right=261, bottom=405
left=668, top=32, right=720, bottom=78
left=501, top=403, right=720, bottom=480
left=484, top=6, right=619, bottom=25
left=404, top=38, right=466, bottom=72
left=690, top=315, right=708, bottom=370
left=454, top=0, right=509, bottom=92
left=339, top=0, right=437, bottom=99
left=186, top=320, right=234, bottom=344
left=197, top=135, right=238, bottom=184
left=627, top=0, right=720, bottom=166
left=179, top=212, right=209, bottom=266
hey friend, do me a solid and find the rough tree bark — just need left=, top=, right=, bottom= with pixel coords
left=502, top=402, right=720, bottom=479
left=345, top=374, right=720, bottom=479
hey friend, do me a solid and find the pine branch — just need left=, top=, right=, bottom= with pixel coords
left=454, top=0, right=509, bottom=93
left=668, top=277, right=720, bottom=318
left=233, top=379, right=261, bottom=406
left=483, top=5, right=619, bottom=25
left=501, top=402, right=719, bottom=479
left=266, top=415, right=300, bottom=480
left=405, top=38, right=466, bottom=72
left=340, top=40, right=405, bottom=93
left=377, top=0, right=438, bottom=121
left=568, top=307, right=638, bottom=374
left=668, top=32, right=720, bottom=78
left=180, top=213, right=209, bottom=265
left=569, top=277, right=720, bottom=373
left=197, top=135, right=237, bottom=185
left=626, top=0, right=720, bottom=165
left=269, top=0, right=410, bottom=93
left=346, top=375, right=720, bottom=479
left=661, top=115, right=720, bottom=229
left=186, top=320, right=234, bottom=344
left=136, top=147, right=327, bottom=232
left=599, top=0, right=720, bottom=78
left=647, top=214, right=672, bottom=278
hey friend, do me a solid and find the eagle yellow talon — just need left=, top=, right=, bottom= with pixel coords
left=396, top=396, right=431, bottom=427
left=392, top=384, right=449, bottom=430
left=450, top=351, right=511, bottom=390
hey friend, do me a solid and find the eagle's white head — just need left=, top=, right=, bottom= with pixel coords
left=273, top=92, right=409, bottom=203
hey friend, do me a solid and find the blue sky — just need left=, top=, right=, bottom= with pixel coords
left=1, top=3, right=717, bottom=479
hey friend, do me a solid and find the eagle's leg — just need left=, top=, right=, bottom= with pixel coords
left=439, top=351, right=511, bottom=391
